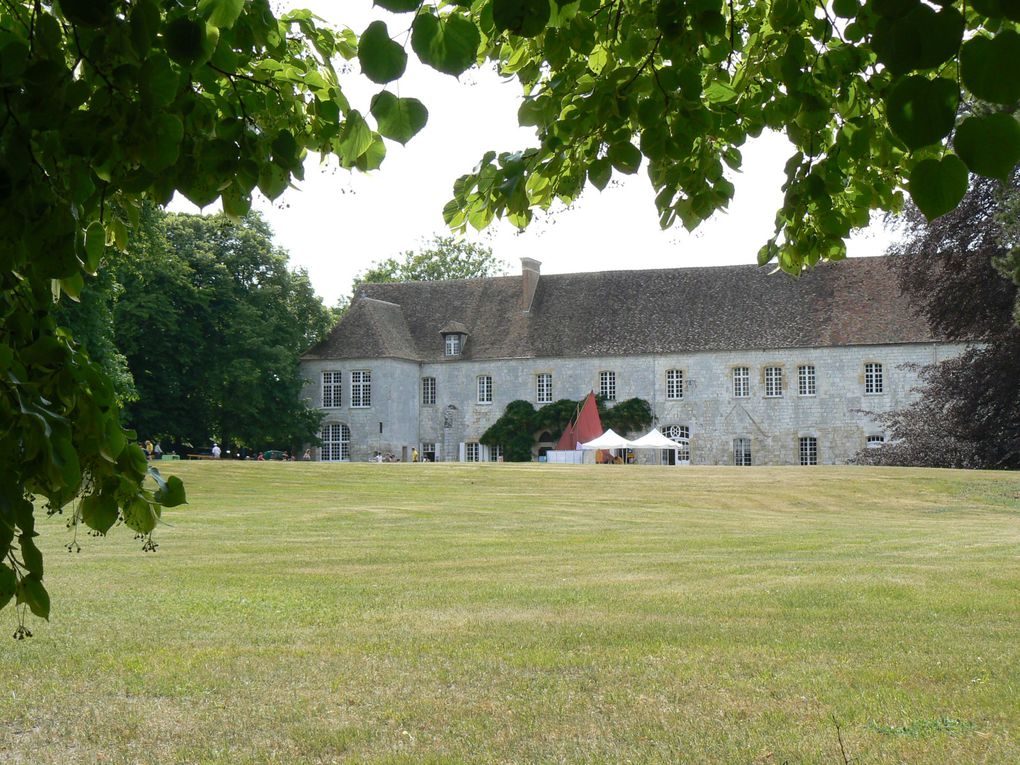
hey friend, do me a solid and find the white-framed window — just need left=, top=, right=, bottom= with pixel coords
left=662, top=424, right=690, bottom=463
left=445, top=334, right=462, bottom=356
left=351, top=370, right=371, bottom=408
left=666, top=368, right=684, bottom=400
left=322, top=371, right=342, bottom=408
left=536, top=373, right=552, bottom=404
left=867, top=434, right=886, bottom=448
left=321, top=423, right=350, bottom=462
left=477, top=375, right=493, bottom=404
left=465, top=442, right=480, bottom=462
left=732, top=367, right=750, bottom=398
left=600, top=370, right=616, bottom=401
left=865, top=362, right=884, bottom=394
left=488, top=444, right=504, bottom=462
left=799, top=436, right=818, bottom=465
left=421, top=442, right=436, bottom=462
left=764, top=366, right=783, bottom=398
left=422, top=376, right=436, bottom=406
left=734, top=437, right=752, bottom=466
left=798, top=365, right=816, bottom=396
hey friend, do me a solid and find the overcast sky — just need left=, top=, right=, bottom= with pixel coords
left=176, top=1, right=896, bottom=305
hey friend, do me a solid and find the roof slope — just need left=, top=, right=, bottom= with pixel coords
left=304, top=257, right=936, bottom=362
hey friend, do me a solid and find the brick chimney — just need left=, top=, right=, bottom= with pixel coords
left=521, top=257, right=541, bottom=314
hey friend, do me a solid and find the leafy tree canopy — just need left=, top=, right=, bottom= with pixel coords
left=112, top=207, right=334, bottom=452
left=356, top=235, right=509, bottom=286
left=4, top=0, right=1020, bottom=625
left=855, top=172, right=1020, bottom=468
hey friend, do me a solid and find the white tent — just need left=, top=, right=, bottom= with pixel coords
left=628, top=428, right=684, bottom=450
left=579, top=428, right=632, bottom=450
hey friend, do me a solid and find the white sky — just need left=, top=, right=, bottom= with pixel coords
left=177, top=1, right=896, bottom=305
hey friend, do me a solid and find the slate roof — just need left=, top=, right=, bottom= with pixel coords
left=302, top=257, right=936, bottom=362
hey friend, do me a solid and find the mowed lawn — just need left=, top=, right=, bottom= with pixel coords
left=2, top=464, right=1019, bottom=764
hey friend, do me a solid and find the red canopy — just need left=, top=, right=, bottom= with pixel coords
left=573, top=391, right=603, bottom=445
left=554, top=421, right=576, bottom=451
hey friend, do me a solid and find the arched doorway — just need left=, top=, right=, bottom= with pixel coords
left=661, top=424, right=690, bottom=465
left=321, top=422, right=351, bottom=461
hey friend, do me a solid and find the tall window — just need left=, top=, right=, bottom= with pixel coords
left=351, top=370, right=371, bottom=408
left=536, top=373, right=552, bottom=404
left=465, top=442, right=480, bottom=462
left=732, top=367, right=750, bottom=397
left=321, top=423, right=350, bottom=461
left=662, top=424, right=690, bottom=463
left=489, top=444, right=504, bottom=462
left=733, top=437, right=752, bottom=466
left=666, top=369, right=684, bottom=400
left=421, top=442, right=436, bottom=462
left=322, top=371, right=342, bottom=408
left=867, top=434, right=886, bottom=448
left=445, top=334, right=462, bottom=356
left=799, top=436, right=818, bottom=465
left=798, top=365, right=816, bottom=396
left=764, top=366, right=783, bottom=397
left=600, top=371, right=616, bottom=401
left=422, top=376, right=436, bottom=406
left=477, top=375, right=493, bottom=404
left=865, top=362, right=884, bottom=394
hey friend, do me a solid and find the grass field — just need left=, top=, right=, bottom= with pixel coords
left=2, top=463, right=1019, bottom=764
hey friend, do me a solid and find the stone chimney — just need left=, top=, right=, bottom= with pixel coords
left=521, top=257, right=541, bottom=314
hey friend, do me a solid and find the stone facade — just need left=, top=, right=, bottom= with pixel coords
left=301, top=257, right=965, bottom=465
left=301, top=342, right=967, bottom=465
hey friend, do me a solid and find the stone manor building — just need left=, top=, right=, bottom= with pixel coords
left=300, top=257, right=965, bottom=465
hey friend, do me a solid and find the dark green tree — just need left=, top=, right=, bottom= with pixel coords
left=114, top=208, right=334, bottom=451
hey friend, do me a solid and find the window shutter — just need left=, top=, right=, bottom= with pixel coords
left=458, top=442, right=466, bottom=462
left=480, top=444, right=490, bottom=462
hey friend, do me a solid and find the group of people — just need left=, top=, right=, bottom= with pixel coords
left=143, top=440, right=163, bottom=460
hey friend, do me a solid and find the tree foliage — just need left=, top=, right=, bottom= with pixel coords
left=112, top=208, right=334, bottom=451
left=481, top=395, right=652, bottom=459
left=4, top=0, right=1020, bottom=624
left=855, top=173, right=1020, bottom=468
left=356, top=235, right=507, bottom=286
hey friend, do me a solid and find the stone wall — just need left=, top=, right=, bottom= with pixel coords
left=300, top=341, right=969, bottom=464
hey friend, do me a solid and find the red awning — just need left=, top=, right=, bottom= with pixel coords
left=555, top=421, right=576, bottom=451
left=573, top=391, right=603, bottom=445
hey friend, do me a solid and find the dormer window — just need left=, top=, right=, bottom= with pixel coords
left=440, top=321, right=469, bottom=357
left=445, top=333, right=462, bottom=356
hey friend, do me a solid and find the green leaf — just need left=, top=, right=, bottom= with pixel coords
left=588, top=158, right=612, bottom=190
left=199, top=0, right=245, bottom=29
left=374, top=0, right=421, bottom=11
left=83, top=220, right=105, bottom=274
left=123, top=496, right=158, bottom=534
left=608, top=142, right=642, bottom=174
left=141, top=53, right=179, bottom=108
left=960, top=32, right=1020, bottom=106
left=16, top=575, right=49, bottom=620
left=19, top=535, right=43, bottom=577
left=885, top=76, right=958, bottom=151
left=954, top=113, right=1020, bottom=181
left=704, top=80, right=737, bottom=104
left=81, top=493, right=119, bottom=534
left=221, top=185, right=252, bottom=220
left=338, top=110, right=375, bottom=163
left=155, top=475, right=187, bottom=508
left=411, top=12, right=480, bottom=77
left=873, top=5, right=964, bottom=74
left=909, top=155, right=969, bottom=221
left=140, top=114, right=184, bottom=173
left=257, top=164, right=289, bottom=200
left=358, top=21, right=408, bottom=84
left=0, top=563, right=14, bottom=611
left=493, top=0, right=551, bottom=38
left=370, top=92, right=428, bottom=145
